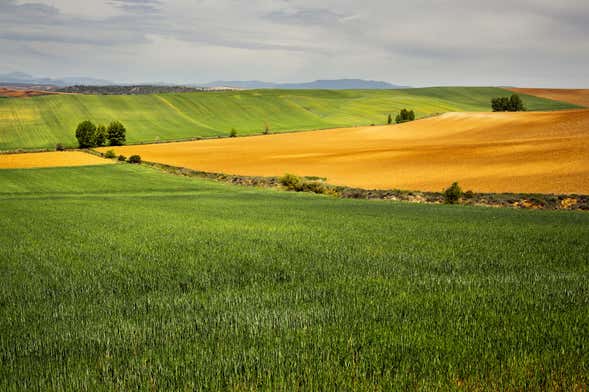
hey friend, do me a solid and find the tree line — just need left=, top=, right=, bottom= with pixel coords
left=491, top=94, right=525, bottom=112
left=75, top=120, right=126, bottom=148
left=388, top=109, right=415, bottom=124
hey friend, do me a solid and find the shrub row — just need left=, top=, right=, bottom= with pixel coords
left=103, top=149, right=141, bottom=164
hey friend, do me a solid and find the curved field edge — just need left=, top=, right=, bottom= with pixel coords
left=1, top=164, right=588, bottom=389
left=0, top=87, right=579, bottom=151
left=132, top=159, right=589, bottom=210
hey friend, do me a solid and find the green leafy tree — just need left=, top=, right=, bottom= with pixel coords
left=107, top=121, right=126, bottom=146
left=230, top=128, right=237, bottom=137
left=75, top=120, right=97, bottom=148
left=387, top=114, right=392, bottom=124
left=509, top=94, right=525, bottom=111
left=443, top=182, right=463, bottom=204
left=492, top=95, right=525, bottom=112
left=95, top=125, right=107, bottom=146
left=395, top=108, right=415, bottom=124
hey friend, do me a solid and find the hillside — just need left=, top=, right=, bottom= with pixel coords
left=1, top=164, right=588, bottom=389
left=0, top=87, right=578, bottom=151
left=103, top=109, right=589, bottom=194
left=507, top=87, right=589, bottom=108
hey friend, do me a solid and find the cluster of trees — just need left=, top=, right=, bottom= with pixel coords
left=75, top=120, right=126, bottom=148
left=388, top=109, right=415, bottom=124
left=491, top=94, right=525, bottom=112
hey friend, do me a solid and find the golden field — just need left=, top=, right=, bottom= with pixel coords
left=100, top=109, right=589, bottom=194
left=0, top=151, right=113, bottom=169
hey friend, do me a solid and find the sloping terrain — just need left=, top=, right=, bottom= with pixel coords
left=102, top=109, right=589, bottom=194
left=508, top=88, right=589, bottom=108
left=0, top=87, right=577, bottom=150
left=0, top=151, right=113, bottom=169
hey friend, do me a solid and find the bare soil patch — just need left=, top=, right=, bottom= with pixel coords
left=0, top=87, right=58, bottom=98
left=508, top=88, right=589, bottom=108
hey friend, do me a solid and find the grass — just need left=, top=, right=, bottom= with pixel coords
left=0, top=87, right=579, bottom=151
left=0, top=164, right=587, bottom=390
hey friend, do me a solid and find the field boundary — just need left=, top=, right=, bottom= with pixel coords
left=90, top=152, right=588, bottom=210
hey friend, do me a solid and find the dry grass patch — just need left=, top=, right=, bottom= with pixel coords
left=99, top=110, right=589, bottom=194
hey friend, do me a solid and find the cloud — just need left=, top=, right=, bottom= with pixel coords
left=1, top=0, right=588, bottom=87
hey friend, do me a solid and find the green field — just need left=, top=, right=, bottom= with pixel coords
left=1, top=164, right=587, bottom=390
left=0, top=87, right=579, bottom=151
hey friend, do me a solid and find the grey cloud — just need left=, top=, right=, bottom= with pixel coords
left=108, top=0, right=163, bottom=14
left=1, top=0, right=588, bottom=87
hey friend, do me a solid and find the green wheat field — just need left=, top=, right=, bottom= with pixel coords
left=0, top=87, right=578, bottom=150
left=1, top=164, right=587, bottom=390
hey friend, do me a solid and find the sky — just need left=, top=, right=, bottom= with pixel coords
left=1, top=0, right=588, bottom=87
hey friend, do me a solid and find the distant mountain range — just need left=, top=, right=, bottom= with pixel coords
left=0, top=72, right=112, bottom=87
left=197, top=79, right=408, bottom=90
left=0, top=73, right=407, bottom=90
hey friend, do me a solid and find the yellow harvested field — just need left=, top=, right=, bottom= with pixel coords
left=508, top=88, right=589, bottom=108
left=100, top=110, right=589, bottom=194
left=0, top=151, right=113, bottom=169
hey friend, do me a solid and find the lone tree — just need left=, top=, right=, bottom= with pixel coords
left=491, top=94, right=525, bottom=112
left=395, top=109, right=415, bottom=124
left=107, top=121, right=126, bottom=146
left=443, top=182, right=463, bottom=204
left=387, top=114, right=392, bottom=124
left=75, top=120, right=97, bottom=148
left=95, top=124, right=107, bottom=146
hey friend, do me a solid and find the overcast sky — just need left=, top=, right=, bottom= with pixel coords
left=2, top=0, right=588, bottom=87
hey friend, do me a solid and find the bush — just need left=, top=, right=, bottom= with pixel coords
left=127, top=155, right=141, bottom=164
left=395, top=109, right=415, bottom=124
left=95, top=125, right=107, bottom=146
left=75, top=120, right=97, bottom=148
left=464, top=190, right=474, bottom=199
left=55, top=143, right=65, bottom=151
left=279, top=173, right=303, bottom=191
left=301, top=181, right=326, bottom=194
left=387, top=114, right=392, bottom=124
left=230, top=128, right=237, bottom=137
left=104, top=149, right=116, bottom=159
left=443, top=182, right=463, bottom=204
left=263, top=122, right=270, bottom=135
left=118, top=155, right=126, bottom=161
left=107, top=121, right=126, bottom=146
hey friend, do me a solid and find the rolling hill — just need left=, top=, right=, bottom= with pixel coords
left=102, top=109, right=589, bottom=194
left=0, top=87, right=578, bottom=151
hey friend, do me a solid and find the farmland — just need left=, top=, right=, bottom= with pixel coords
left=0, top=151, right=112, bottom=169
left=508, top=88, right=589, bottom=108
left=0, top=164, right=588, bottom=390
left=0, top=87, right=579, bottom=151
left=102, top=109, right=589, bottom=194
